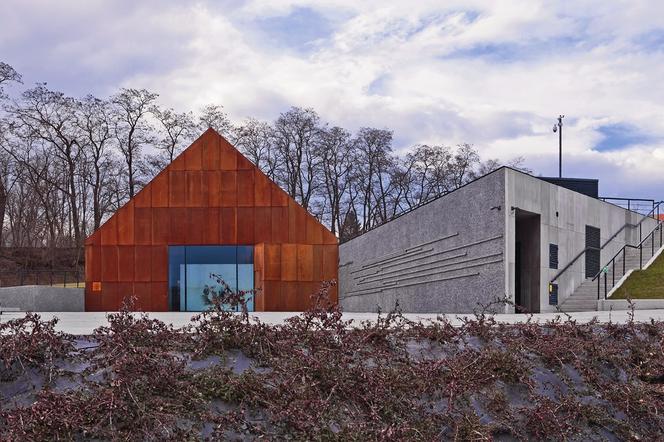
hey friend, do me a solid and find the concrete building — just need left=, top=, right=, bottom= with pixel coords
left=339, top=167, right=661, bottom=314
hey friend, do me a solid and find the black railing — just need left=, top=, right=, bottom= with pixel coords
left=0, top=269, right=83, bottom=288
left=550, top=201, right=662, bottom=295
left=599, top=197, right=656, bottom=216
left=593, top=204, right=664, bottom=300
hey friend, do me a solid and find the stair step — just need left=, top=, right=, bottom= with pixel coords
left=558, top=239, right=664, bottom=313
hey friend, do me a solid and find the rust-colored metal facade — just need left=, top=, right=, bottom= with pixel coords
left=84, top=129, right=338, bottom=311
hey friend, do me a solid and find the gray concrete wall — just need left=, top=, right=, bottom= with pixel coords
left=339, top=169, right=506, bottom=313
left=0, top=286, right=84, bottom=312
left=598, top=299, right=664, bottom=311
left=505, top=168, right=659, bottom=313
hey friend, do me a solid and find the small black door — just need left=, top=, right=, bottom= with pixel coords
left=585, top=225, right=601, bottom=278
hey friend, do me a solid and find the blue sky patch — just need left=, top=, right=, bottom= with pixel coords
left=634, top=29, right=664, bottom=52
left=367, top=74, right=390, bottom=95
left=594, top=123, right=650, bottom=152
left=254, top=7, right=333, bottom=53
left=443, top=35, right=587, bottom=63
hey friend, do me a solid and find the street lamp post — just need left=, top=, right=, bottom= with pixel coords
left=552, top=115, right=564, bottom=178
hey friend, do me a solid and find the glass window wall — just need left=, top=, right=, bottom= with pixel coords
left=168, top=245, right=254, bottom=311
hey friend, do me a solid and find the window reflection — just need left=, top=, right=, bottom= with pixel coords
left=168, top=245, right=254, bottom=312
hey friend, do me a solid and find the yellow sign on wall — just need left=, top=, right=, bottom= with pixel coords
left=92, top=282, right=102, bottom=292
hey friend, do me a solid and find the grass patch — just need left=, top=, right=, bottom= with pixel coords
left=611, top=250, right=664, bottom=299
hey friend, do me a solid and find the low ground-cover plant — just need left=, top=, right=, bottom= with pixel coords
left=1, top=282, right=664, bottom=440
left=0, top=313, right=73, bottom=383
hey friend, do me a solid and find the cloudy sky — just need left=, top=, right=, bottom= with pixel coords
left=2, top=0, right=664, bottom=199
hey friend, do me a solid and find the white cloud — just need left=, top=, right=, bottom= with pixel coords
left=1, top=0, right=664, bottom=197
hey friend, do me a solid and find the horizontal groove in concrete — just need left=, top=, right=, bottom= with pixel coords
left=350, top=247, right=431, bottom=274
left=359, top=253, right=503, bottom=285
left=396, top=272, right=481, bottom=289
left=357, top=252, right=468, bottom=282
left=361, top=234, right=503, bottom=275
left=344, top=272, right=480, bottom=298
left=377, top=258, right=503, bottom=285
left=351, top=232, right=461, bottom=274
left=404, top=232, right=459, bottom=253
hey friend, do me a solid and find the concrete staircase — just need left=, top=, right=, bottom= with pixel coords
left=559, top=280, right=602, bottom=312
left=559, top=245, right=660, bottom=312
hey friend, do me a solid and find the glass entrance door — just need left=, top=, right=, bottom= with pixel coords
left=168, top=245, right=254, bottom=312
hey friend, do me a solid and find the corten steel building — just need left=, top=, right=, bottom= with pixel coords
left=84, top=129, right=338, bottom=312
left=339, top=167, right=661, bottom=314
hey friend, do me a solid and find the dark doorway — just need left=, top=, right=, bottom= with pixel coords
left=515, top=210, right=541, bottom=313
left=585, top=225, right=601, bottom=278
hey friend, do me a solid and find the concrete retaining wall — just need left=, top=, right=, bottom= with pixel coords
left=339, top=166, right=659, bottom=315
left=339, top=169, right=506, bottom=314
left=598, top=299, right=664, bottom=311
left=505, top=168, right=659, bottom=313
left=0, top=286, right=84, bottom=312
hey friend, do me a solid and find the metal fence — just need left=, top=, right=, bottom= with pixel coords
left=0, top=269, right=84, bottom=288
left=599, top=197, right=656, bottom=216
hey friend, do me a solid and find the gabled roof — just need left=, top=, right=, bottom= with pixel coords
left=85, top=128, right=337, bottom=246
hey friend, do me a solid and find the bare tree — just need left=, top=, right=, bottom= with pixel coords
left=153, top=107, right=196, bottom=163
left=234, top=118, right=278, bottom=179
left=0, top=149, right=15, bottom=246
left=3, top=135, right=62, bottom=253
left=111, top=88, right=158, bottom=198
left=9, top=85, right=84, bottom=246
left=446, top=143, right=480, bottom=190
left=317, top=127, right=355, bottom=234
left=354, top=127, right=393, bottom=229
left=0, top=58, right=535, bottom=250
left=198, top=104, right=234, bottom=140
left=273, top=107, right=323, bottom=210
left=0, top=62, right=22, bottom=98
left=401, top=144, right=453, bottom=208
left=0, top=61, right=21, bottom=245
left=77, top=95, right=117, bottom=229
left=473, top=155, right=531, bottom=178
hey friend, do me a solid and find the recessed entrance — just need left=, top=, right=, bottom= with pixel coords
left=515, top=209, right=541, bottom=313
left=168, top=245, right=254, bottom=312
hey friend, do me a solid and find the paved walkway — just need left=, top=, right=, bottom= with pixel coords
left=2, top=309, right=664, bottom=335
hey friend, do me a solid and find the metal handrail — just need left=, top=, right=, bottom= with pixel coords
left=550, top=201, right=662, bottom=284
left=592, top=201, right=663, bottom=282
left=593, top=214, right=664, bottom=300
left=550, top=247, right=596, bottom=283
left=599, top=197, right=655, bottom=214
left=592, top=221, right=662, bottom=283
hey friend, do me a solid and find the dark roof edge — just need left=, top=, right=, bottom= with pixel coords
left=540, top=176, right=598, bottom=183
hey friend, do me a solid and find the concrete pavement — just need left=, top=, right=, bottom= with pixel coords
left=2, top=309, right=664, bottom=335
